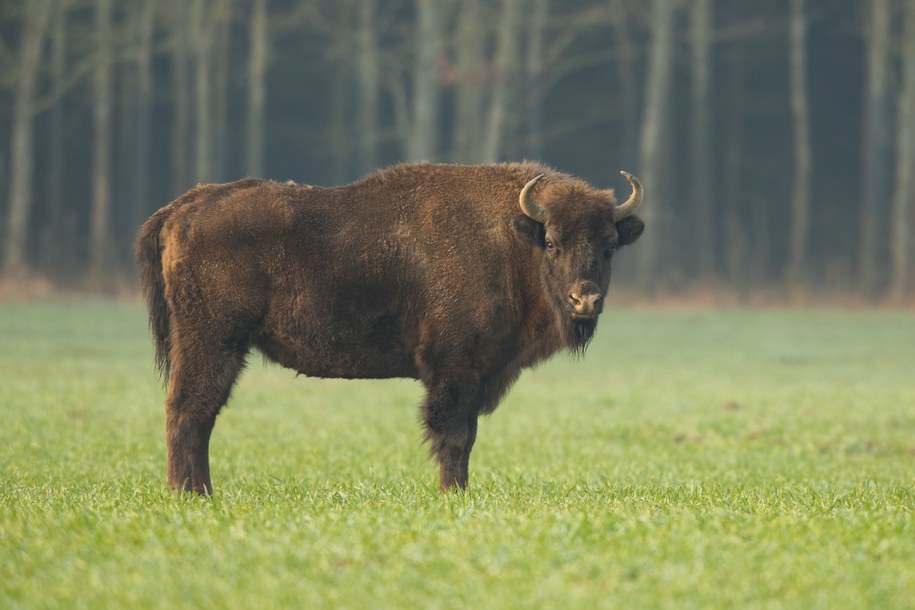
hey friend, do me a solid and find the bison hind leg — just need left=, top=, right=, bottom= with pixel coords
left=165, top=337, right=249, bottom=495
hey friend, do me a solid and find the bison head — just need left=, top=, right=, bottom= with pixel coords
left=513, top=171, right=644, bottom=351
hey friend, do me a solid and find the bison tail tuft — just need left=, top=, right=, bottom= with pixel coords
left=135, top=208, right=172, bottom=384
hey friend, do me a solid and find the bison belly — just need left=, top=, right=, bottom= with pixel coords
left=251, top=284, right=420, bottom=380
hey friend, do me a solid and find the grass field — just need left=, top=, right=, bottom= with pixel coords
left=1, top=301, right=913, bottom=609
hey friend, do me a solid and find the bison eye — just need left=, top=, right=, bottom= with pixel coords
left=603, top=244, right=618, bottom=259
left=544, top=238, right=561, bottom=257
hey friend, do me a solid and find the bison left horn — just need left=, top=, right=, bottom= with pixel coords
left=613, top=171, right=644, bottom=222
left=519, top=174, right=547, bottom=223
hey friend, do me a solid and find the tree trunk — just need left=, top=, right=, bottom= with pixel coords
left=116, top=36, right=137, bottom=270
left=481, top=0, right=522, bottom=163
left=690, top=0, right=714, bottom=277
left=525, top=0, right=548, bottom=159
left=786, top=0, right=812, bottom=283
left=407, top=0, right=440, bottom=161
left=171, top=0, right=190, bottom=194
left=89, top=0, right=113, bottom=279
left=329, top=40, right=351, bottom=184
left=387, top=74, right=410, bottom=151
left=355, top=0, right=379, bottom=174
left=133, top=0, right=155, bottom=231
left=612, top=1, right=639, bottom=168
left=246, top=0, right=268, bottom=177
left=210, top=0, right=232, bottom=182
left=3, top=0, right=54, bottom=277
left=635, top=0, right=675, bottom=282
left=859, top=0, right=893, bottom=295
left=890, top=0, right=915, bottom=301
left=191, top=0, right=213, bottom=183
left=47, top=1, right=68, bottom=273
left=723, top=47, right=746, bottom=285
left=453, top=0, right=483, bottom=162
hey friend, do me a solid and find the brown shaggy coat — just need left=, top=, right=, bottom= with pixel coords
left=136, top=162, right=644, bottom=493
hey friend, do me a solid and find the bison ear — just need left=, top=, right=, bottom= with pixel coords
left=512, top=215, right=545, bottom=247
left=616, top=215, right=644, bottom=247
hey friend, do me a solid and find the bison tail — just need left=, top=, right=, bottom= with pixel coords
left=135, top=207, right=172, bottom=384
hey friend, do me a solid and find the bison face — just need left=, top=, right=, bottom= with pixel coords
left=513, top=172, right=644, bottom=351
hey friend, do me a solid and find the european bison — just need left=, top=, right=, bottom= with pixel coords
left=136, top=162, right=644, bottom=494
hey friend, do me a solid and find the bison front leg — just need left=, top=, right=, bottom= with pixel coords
left=421, top=383, right=481, bottom=491
left=426, top=414, right=478, bottom=491
left=434, top=415, right=478, bottom=491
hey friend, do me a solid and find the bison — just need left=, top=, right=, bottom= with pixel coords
left=136, top=162, right=644, bottom=494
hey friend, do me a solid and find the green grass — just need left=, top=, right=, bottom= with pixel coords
left=1, top=301, right=913, bottom=609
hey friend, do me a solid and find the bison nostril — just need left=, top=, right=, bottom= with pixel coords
left=583, top=293, right=601, bottom=309
left=569, top=291, right=603, bottom=313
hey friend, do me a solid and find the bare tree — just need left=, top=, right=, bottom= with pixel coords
left=636, top=0, right=674, bottom=280
left=481, top=0, right=522, bottom=163
left=525, top=0, right=548, bottom=159
left=859, top=0, right=893, bottom=294
left=355, top=0, right=379, bottom=174
left=690, top=0, right=714, bottom=276
left=407, top=0, right=440, bottom=161
left=611, top=1, right=639, bottom=167
left=329, top=28, right=352, bottom=184
left=3, top=0, right=55, bottom=277
left=115, top=20, right=137, bottom=264
left=171, top=0, right=191, bottom=194
left=453, top=0, right=484, bottom=162
left=246, top=0, right=269, bottom=177
left=89, top=0, right=113, bottom=278
left=786, top=0, right=812, bottom=283
left=723, top=47, right=747, bottom=285
left=168, top=0, right=230, bottom=187
left=191, top=0, right=213, bottom=183
left=891, top=0, right=915, bottom=301
left=132, top=0, right=156, bottom=229
left=210, top=0, right=232, bottom=182
left=46, top=0, right=69, bottom=271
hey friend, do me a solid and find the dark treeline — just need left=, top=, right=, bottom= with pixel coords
left=1, top=0, right=914, bottom=300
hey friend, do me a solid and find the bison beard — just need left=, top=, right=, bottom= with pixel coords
left=136, top=162, right=644, bottom=494
left=565, top=318, right=598, bottom=356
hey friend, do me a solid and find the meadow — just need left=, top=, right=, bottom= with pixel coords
left=1, top=301, right=913, bottom=609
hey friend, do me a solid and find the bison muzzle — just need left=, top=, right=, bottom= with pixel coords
left=136, top=162, right=644, bottom=494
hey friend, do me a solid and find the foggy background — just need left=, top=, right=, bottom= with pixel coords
left=1, top=0, right=913, bottom=301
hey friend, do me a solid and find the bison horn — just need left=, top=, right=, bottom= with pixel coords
left=519, top=174, right=547, bottom=223
left=613, top=171, right=644, bottom=222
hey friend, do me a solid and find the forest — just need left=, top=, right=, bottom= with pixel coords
left=1, top=0, right=914, bottom=301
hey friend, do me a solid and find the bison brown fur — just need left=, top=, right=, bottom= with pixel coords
left=136, top=162, right=644, bottom=494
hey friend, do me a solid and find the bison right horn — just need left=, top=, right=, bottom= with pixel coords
left=613, top=171, right=644, bottom=222
left=519, top=174, right=547, bottom=223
